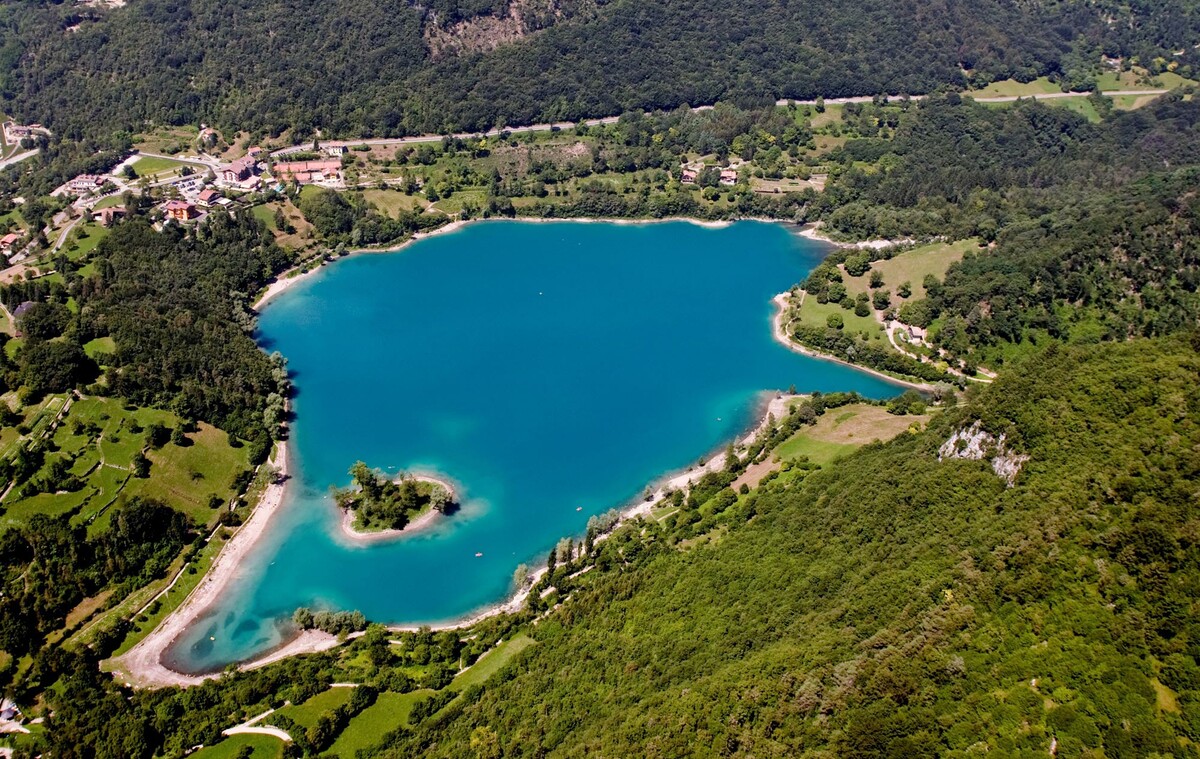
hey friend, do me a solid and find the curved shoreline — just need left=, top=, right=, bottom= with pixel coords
left=109, top=444, right=344, bottom=688
left=337, top=474, right=457, bottom=544
left=770, top=292, right=938, bottom=393
left=122, top=216, right=926, bottom=688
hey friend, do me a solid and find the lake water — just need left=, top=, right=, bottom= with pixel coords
left=165, top=220, right=903, bottom=672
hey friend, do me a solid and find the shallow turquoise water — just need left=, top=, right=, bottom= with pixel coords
left=166, top=220, right=903, bottom=672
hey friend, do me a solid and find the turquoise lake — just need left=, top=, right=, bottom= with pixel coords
left=166, top=219, right=904, bottom=672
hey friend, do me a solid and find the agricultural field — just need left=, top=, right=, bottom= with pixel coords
left=774, top=402, right=928, bottom=466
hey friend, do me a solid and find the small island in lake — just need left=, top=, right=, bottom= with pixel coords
left=332, top=461, right=457, bottom=536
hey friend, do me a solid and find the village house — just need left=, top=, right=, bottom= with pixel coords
left=0, top=232, right=21, bottom=255
left=163, top=199, right=199, bottom=222
left=219, top=155, right=258, bottom=184
left=322, top=144, right=347, bottom=157
left=197, top=188, right=221, bottom=207
left=92, top=206, right=127, bottom=226
left=2, top=121, right=49, bottom=145
left=272, top=159, right=343, bottom=185
left=719, top=168, right=740, bottom=185
left=67, top=174, right=107, bottom=195
left=680, top=168, right=699, bottom=184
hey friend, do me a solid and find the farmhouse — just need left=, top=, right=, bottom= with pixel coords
left=0, top=232, right=21, bottom=254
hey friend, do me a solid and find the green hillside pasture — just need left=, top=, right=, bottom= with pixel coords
left=328, top=690, right=435, bottom=756
left=191, top=732, right=285, bottom=759
left=774, top=403, right=927, bottom=466
left=841, top=238, right=979, bottom=309
left=274, top=686, right=354, bottom=729
left=451, top=633, right=536, bottom=692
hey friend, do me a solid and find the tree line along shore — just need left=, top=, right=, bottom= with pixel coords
left=0, top=80, right=1197, bottom=756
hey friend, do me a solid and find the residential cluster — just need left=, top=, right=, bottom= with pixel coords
left=679, top=161, right=743, bottom=186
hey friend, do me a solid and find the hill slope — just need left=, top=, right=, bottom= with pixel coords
left=377, top=336, right=1200, bottom=756
left=2, top=0, right=1191, bottom=139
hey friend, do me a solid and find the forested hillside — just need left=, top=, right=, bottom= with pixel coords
left=373, top=336, right=1200, bottom=757
left=810, top=93, right=1200, bottom=370
left=2, top=0, right=1196, bottom=143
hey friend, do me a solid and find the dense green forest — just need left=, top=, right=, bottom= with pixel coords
left=17, top=337, right=1199, bottom=757
left=2, top=0, right=1196, bottom=147
left=376, top=336, right=1200, bottom=757
left=0, top=212, right=292, bottom=448
left=801, top=93, right=1200, bottom=370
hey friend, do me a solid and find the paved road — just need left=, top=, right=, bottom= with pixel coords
left=0, top=148, right=38, bottom=172
left=270, top=115, right=622, bottom=157
left=269, top=89, right=1167, bottom=159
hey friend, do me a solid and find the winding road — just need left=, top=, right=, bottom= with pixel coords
left=269, top=89, right=1168, bottom=159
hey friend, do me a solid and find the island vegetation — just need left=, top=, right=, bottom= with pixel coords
left=333, top=462, right=455, bottom=533
left=0, top=0, right=1195, bottom=755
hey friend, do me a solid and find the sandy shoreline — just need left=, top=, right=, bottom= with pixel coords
left=798, top=222, right=911, bottom=250
left=120, top=215, right=927, bottom=687
left=109, top=444, right=343, bottom=688
left=337, top=474, right=456, bottom=544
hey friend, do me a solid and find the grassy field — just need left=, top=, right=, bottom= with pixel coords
left=775, top=403, right=928, bottom=466
left=328, top=690, right=434, bottom=756
left=966, top=77, right=1063, bottom=98
left=792, top=292, right=885, bottom=336
left=274, top=686, right=354, bottom=729
left=841, top=238, right=978, bottom=309
left=451, top=632, right=535, bottom=691
left=191, top=732, right=286, bottom=759
left=362, top=189, right=428, bottom=217
left=1111, top=93, right=1163, bottom=110
left=251, top=200, right=313, bottom=250
left=62, top=222, right=110, bottom=261
left=83, top=336, right=116, bottom=359
left=131, top=155, right=194, bottom=178
left=92, top=194, right=125, bottom=210
left=132, top=126, right=200, bottom=156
